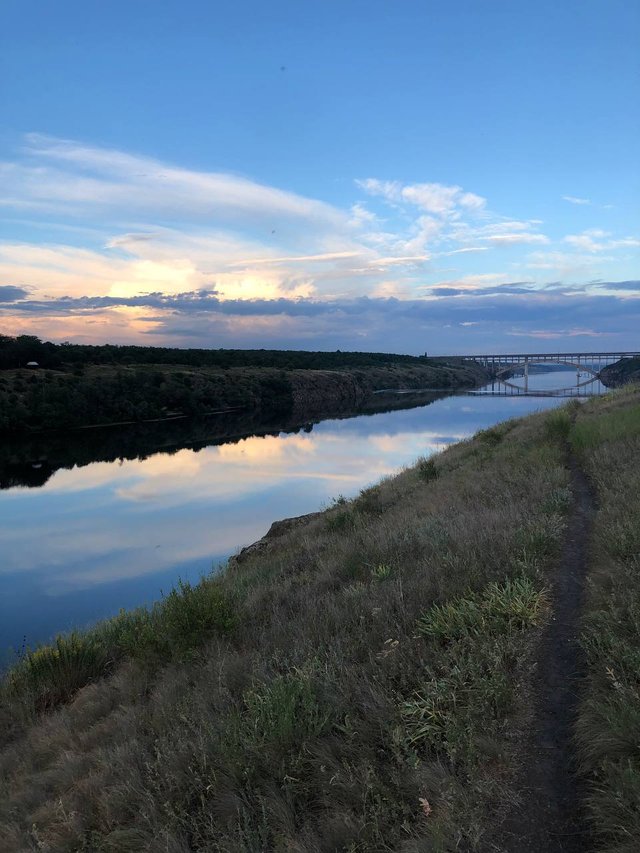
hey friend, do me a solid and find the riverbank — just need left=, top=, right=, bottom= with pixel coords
left=0, top=344, right=486, bottom=433
left=1, top=386, right=638, bottom=850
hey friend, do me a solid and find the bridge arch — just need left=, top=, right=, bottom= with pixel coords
left=495, top=359, right=598, bottom=378
left=493, top=359, right=600, bottom=393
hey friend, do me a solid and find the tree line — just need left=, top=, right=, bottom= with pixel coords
left=0, top=335, right=429, bottom=371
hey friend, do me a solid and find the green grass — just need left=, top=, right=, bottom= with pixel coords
left=403, top=577, right=548, bottom=769
left=571, top=401, right=640, bottom=451
left=416, top=576, right=548, bottom=643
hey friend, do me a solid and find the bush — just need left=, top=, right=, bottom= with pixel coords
left=9, top=633, right=112, bottom=712
left=416, top=455, right=439, bottom=482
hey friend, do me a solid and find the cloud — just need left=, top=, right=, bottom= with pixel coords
left=105, top=232, right=161, bottom=248
left=562, top=229, right=640, bottom=255
left=507, top=327, right=605, bottom=339
left=526, top=249, right=617, bottom=276
left=8, top=134, right=347, bottom=232
left=0, top=285, right=29, bottom=302
left=563, top=229, right=610, bottom=252
left=226, top=251, right=364, bottom=267
left=450, top=219, right=549, bottom=247
left=610, top=237, right=640, bottom=249
left=357, top=178, right=486, bottom=216
left=485, top=233, right=549, bottom=246
left=562, top=196, right=591, bottom=205
left=1, top=135, right=639, bottom=352
left=592, top=279, right=640, bottom=292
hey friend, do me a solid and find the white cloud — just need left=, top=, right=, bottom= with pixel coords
left=450, top=218, right=549, bottom=248
left=562, top=229, right=638, bottom=254
left=564, top=234, right=605, bottom=252
left=526, top=250, right=616, bottom=277
left=562, top=195, right=591, bottom=205
left=356, top=178, right=402, bottom=203
left=348, top=203, right=377, bottom=227
left=358, top=178, right=487, bottom=216
left=610, top=237, right=640, bottom=249
left=401, top=183, right=463, bottom=214
left=4, top=134, right=348, bottom=231
left=486, top=233, right=549, bottom=246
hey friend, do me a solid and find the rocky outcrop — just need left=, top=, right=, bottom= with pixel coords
left=231, top=511, right=323, bottom=565
left=599, top=357, right=640, bottom=388
left=288, top=361, right=487, bottom=418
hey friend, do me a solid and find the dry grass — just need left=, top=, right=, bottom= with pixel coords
left=571, top=385, right=640, bottom=853
left=0, top=402, right=582, bottom=851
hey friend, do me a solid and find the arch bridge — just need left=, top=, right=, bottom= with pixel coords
left=455, top=351, right=640, bottom=394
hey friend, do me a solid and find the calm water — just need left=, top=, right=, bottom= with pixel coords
left=0, top=371, right=604, bottom=660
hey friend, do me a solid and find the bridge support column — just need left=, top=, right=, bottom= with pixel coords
left=524, top=357, right=529, bottom=393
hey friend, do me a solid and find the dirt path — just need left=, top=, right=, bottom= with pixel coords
left=496, top=451, right=595, bottom=852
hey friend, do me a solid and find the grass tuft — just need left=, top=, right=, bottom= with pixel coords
left=403, top=577, right=548, bottom=766
left=416, top=576, right=548, bottom=643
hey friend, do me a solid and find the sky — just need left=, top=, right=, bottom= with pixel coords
left=1, top=0, right=639, bottom=354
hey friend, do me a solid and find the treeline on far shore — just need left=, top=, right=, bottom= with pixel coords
left=0, top=336, right=486, bottom=434
left=0, top=334, right=434, bottom=372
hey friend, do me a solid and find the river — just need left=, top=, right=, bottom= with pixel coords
left=0, top=370, right=606, bottom=661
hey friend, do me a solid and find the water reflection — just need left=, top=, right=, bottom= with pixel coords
left=474, top=369, right=606, bottom=397
left=0, top=372, right=603, bottom=659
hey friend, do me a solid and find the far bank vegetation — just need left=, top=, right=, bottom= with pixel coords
left=0, top=335, right=486, bottom=433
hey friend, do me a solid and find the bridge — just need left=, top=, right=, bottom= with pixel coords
left=452, top=350, right=640, bottom=395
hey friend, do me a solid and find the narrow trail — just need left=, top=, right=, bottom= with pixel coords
left=497, top=449, right=595, bottom=852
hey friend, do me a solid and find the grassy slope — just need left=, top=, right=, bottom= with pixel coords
left=0, top=389, right=638, bottom=851
left=571, top=387, right=640, bottom=853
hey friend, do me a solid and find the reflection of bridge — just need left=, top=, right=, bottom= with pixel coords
left=455, top=351, right=639, bottom=394
left=468, top=384, right=603, bottom=399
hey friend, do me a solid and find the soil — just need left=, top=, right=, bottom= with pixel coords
left=495, top=450, right=595, bottom=852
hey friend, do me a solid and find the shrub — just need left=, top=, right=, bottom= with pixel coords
left=9, top=633, right=111, bottom=711
left=416, top=455, right=439, bottom=482
left=159, top=578, right=236, bottom=656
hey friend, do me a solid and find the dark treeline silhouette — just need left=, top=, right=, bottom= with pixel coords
left=0, top=335, right=429, bottom=371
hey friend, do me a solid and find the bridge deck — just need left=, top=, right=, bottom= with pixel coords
left=453, top=351, right=640, bottom=361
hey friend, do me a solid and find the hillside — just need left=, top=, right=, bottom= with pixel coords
left=0, top=337, right=486, bottom=433
left=1, top=387, right=638, bottom=850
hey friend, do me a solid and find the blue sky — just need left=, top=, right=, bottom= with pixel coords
left=1, top=0, right=638, bottom=353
